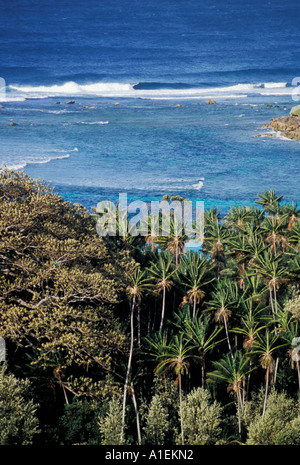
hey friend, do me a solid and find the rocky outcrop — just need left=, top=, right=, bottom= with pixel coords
left=206, top=99, right=216, bottom=105
left=290, top=105, right=300, bottom=117
left=263, top=115, right=300, bottom=140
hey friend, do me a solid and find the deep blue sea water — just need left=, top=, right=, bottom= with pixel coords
left=0, top=0, right=300, bottom=213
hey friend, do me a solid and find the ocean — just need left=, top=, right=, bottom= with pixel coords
left=0, top=0, right=300, bottom=213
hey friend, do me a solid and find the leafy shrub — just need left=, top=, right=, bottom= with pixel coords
left=247, top=389, right=299, bottom=445
left=180, top=387, right=223, bottom=445
left=0, top=364, right=40, bottom=444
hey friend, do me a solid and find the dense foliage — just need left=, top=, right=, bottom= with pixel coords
left=0, top=169, right=299, bottom=445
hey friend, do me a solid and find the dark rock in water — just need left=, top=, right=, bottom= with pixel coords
left=54, top=101, right=61, bottom=104
left=264, top=115, right=300, bottom=140
left=66, top=100, right=75, bottom=104
left=206, top=99, right=216, bottom=105
left=0, top=105, right=4, bottom=108
left=9, top=122, right=18, bottom=126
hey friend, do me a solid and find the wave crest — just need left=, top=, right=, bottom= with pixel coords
left=8, top=80, right=290, bottom=100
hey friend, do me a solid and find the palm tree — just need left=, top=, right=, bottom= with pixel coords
left=204, top=207, right=221, bottom=228
left=250, top=330, right=286, bottom=416
left=121, top=266, right=151, bottom=442
left=242, top=273, right=269, bottom=306
left=249, top=251, right=288, bottom=316
left=232, top=298, right=267, bottom=398
left=279, top=202, right=300, bottom=230
left=255, top=190, right=283, bottom=216
left=224, top=205, right=259, bottom=231
left=203, top=216, right=228, bottom=279
left=228, top=223, right=268, bottom=266
left=183, top=314, right=222, bottom=387
left=94, top=199, right=145, bottom=251
left=282, top=321, right=300, bottom=392
left=247, top=205, right=266, bottom=227
left=158, top=213, right=188, bottom=265
left=177, top=251, right=215, bottom=320
left=148, top=251, right=177, bottom=333
left=287, top=251, right=300, bottom=286
left=152, top=334, right=195, bottom=445
left=144, top=211, right=161, bottom=253
left=289, top=221, right=300, bottom=252
left=233, top=298, right=266, bottom=351
left=261, top=216, right=287, bottom=255
left=226, top=224, right=268, bottom=290
left=207, top=350, right=251, bottom=436
left=206, top=280, right=237, bottom=358
left=110, top=364, right=143, bottom=445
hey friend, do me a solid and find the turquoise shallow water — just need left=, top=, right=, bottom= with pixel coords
left=1, top=94, right=299, bottom=213
left=0, top=0, right=299, bottom=213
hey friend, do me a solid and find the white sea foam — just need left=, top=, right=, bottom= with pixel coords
left=32, top=154, right=70, bottom=164
left=2, top=154, right=70, bottom=171
left=7, top=80, right=291, bottom=101
left=51, top=147, right=78, bottom=153
left=274, top=131, right=295, bottom=141
left=191, top=179, right=205, bottom=190
left=2, top=163, right=27, bottom=171
left=45, top=109, right=71, bottom=114
left=9, top=81, right=133, bottom=97
left=80, top=121, right=109, bottom=125
left=260, top=128, right=295, bottom=141
left=263, top=82, right=287, bottom=88
left=146, top=94, right=248, bottom=100
left=0, top=96, right=26, bottom=102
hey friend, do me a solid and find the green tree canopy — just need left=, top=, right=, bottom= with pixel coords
left=0, top=169, right=134, bottom=398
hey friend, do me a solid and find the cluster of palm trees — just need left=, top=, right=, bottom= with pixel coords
left=100, top=190, right=299, bottom=443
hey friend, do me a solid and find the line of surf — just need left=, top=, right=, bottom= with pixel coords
left=7, top=81, right=290, bottom=100
left=1, top=153, right=71, bottom=171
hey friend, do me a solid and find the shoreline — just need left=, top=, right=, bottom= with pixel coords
left=262, top=111, right=300, bottom=141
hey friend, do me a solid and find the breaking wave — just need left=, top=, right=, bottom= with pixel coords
left=7, top=80, right=290, bottom=101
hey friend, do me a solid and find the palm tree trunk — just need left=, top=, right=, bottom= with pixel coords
left=269, top=287, right=275, bottom=316
left=121, top=296, right=135, bottom=442
left=246, top=360, right=253, bottom=400
left=192, top=298, right=197, bottom=321
left=223, top=316, right=233, bottom=359
left=179, top=373, right=184, bottom=445
left=159, top=287, right=166, bottom=333
left=273, top=237, right=277, bottom=256
left=262, top=368, right=269, bottom=416
left=273, top=287, right=278, bottom=314
left=201, top=360, right=205, bottom=388
left=274, top=357, right=279, bottom=385
left=137, top=307, right=141, bottom=348
left=237, top=387, right=242, bottom=436
left=130, top=382, right=142, bottom=445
